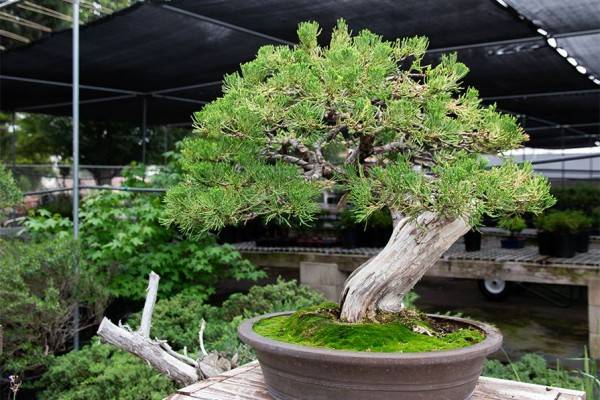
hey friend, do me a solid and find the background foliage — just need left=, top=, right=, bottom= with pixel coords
left=0, top=164, right=21, bottom=214
left=38, top=279, right=326, bottom=399
left=0, top=238, right=107, bottom=374
left=25, top=164, right=264, bottom=300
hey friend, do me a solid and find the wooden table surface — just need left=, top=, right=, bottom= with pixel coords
left=166, top=361, right=586, bottom=400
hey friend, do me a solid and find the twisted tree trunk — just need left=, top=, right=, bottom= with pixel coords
left=339, top=211, right=469, bottom=323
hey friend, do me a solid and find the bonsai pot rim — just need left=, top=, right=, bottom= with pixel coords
left=239, top=311, right=502, bottom=364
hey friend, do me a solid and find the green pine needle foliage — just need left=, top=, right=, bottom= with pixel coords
left=165, top=20, right=553, bottom=233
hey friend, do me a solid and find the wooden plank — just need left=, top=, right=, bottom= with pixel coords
left=240, top=242, right=600, bottom=286
left=473, top=377, right=586, bottom=400
left=168, top=364, right=585, bottom=400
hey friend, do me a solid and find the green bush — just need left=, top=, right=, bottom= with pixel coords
left=25, top=189, right=264, bottom=300
left=592, top=207, right=600, bottom=230
left=38, top=341, right=175, bottom=400
left=498, top=216, right=527, bottom=234
left=0, top=164, right=21, bottom=215
left=551, top=184, right=600, bottom=213
left=129, top=278, right=326, bottom=364
left=483, top=354, right=584, bottom=392
left=535, top=210, right=592, bottom=233
left=38, top=279, right=324, bottom=399
left=0, top=238, right=108, bottom=375
left=221, top=278, right=327, bottom=320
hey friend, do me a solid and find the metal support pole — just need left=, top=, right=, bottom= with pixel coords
left=142, top=96, right=147, bottom=164
left=72, top=0, right=80, bottom=351
left=560, top=128, right=565, bottom=185
left=11, top=112, right=16, bottom=165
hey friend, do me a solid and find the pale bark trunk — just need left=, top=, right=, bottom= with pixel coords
left=97, top=318, right=199, bottom=386
left=339, top=211, right=469, bottom=322
left=97, top=272, right=236, bottom=386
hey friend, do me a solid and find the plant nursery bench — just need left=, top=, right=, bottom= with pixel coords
left=165, top=361, right=586, bottom=400
left=236, top=241, right=600, bottom=357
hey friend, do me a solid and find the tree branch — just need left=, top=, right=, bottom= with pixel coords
left=97, top=272, right=236, bottom=386
left=372, top=141, right=407, bottom=154
left=97, top=318, right=199, bottom=386
left=139, top=271, right=159, bottom=338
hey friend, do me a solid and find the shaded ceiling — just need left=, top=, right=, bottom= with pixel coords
left=0, top=0, right=598, bottom=148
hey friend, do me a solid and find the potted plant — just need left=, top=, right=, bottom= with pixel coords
left=498, top=215, right=527, bottom=249
left=570, top=210, right=592, bottom=253
left=592, top=206, right=600, bottom=236
left=463, top=229, right=482, bottom=252
left=535, top=210, right=589, bottom=257
left=164, top=21, right=554, bottom=400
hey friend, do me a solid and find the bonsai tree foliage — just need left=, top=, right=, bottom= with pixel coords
left=164, top=21, right=554, bottom=322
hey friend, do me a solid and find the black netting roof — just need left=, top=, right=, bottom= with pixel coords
left=0, top=0, right=599, bottom=148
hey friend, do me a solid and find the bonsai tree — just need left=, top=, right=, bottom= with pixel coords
left=164, top=21, right=554, bottom=322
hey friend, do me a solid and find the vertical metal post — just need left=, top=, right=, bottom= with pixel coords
left=72, top=0, right=80, bottom=351
left=11, top=112, right=16, bottom=165
left=560, top=128, right=565, bottom=185
left=142, top=96, right=147, bottom=164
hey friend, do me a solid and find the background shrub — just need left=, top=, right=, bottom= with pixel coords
left=25, top=188, right=264, bottom=301
left=38, top=279, right=325, bottom=398
left=0, top=238, right=108, bottom=375
left=484, top=354, right=584, bottom=391
left=129, top=279, right=326, bottom=364
left=38, top=341, right=175, bottom=400
left=0, top=164, right=21, bottom=216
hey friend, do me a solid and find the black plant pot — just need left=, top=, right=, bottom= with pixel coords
left=575, top=231, right=590, bottom=253
left=464, top=230, right=481, bottom=252
left=537, top=231, right=552, bottom=255
left=548, top=232, right=577, bottom=258
left=501, top=237, right=525, bottom=249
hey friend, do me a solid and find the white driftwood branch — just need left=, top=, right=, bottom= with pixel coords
left=97, top=317, right=199, bottom=386
left=139, top=271, right=160, bottom=338
left=199, top=319, right=208, bottom=356
left=97, top=272, right=235, bottom=386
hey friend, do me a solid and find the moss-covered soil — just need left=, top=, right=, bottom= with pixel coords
left=254, top=303, right=485, bottom=353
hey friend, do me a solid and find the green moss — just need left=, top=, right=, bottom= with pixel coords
left=254, top=304, right=485, bottom=353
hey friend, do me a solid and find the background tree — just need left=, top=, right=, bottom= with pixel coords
left=8, top=114, right=188, bottom=184
left=164, top=21, right=554, bottom=322
left=0, top=164, right=21, bottom=214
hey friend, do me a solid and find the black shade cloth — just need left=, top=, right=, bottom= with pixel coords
left=0, top=0, right=598, bottom=148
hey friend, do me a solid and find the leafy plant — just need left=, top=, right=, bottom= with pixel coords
left=0, top=238, right=108, bottom=375
left=551, top=184, right=600, bottom=213
left=483, top=353, right=598, bottom=398
left=38, top=280, right=324, bottom=399
left=0, top=165, right=21, bottom=216
left=37, top=341, right=175, bottom=400
left=25, top=165, right=264, bottom=300
left=535, top=210, right=592, bottom=233
left=498, top=216, right=527, bottom=234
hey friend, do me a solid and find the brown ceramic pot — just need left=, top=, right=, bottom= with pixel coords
left=239, top=312, right=502, bottom=400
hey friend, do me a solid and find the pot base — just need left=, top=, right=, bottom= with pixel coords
left=239, top=313, right=502, bottom=400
